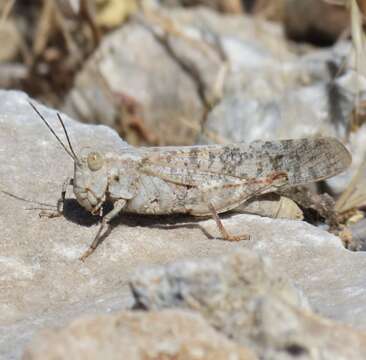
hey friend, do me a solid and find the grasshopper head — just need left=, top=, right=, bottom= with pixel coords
left=73, top=150, right=108, bottom=214
left=29, top=102, right=109, bottom=215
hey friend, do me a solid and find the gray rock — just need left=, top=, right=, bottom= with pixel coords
left=62, top=6, right=357, bottom=149
left=131, top=248, right=310, bottom=328
left=135, top=11, right=225, bottom=107
left=63, top=20, right=205, bottom=146
left=154, top=6, right=332, bottom=100
left=200, top=70, right=362, bottom=145
left=130, top=249, right=366, bottom=360
left=64, top=6, right=318, bottom=146
left=23, top=309, right=256, bottom=360
left=151, top=5, right=290, bottom=57
left=247, top=297, right=366, bottom=360
left=2, top=91, right=366, bottom=359
left=350, top=218, right=366, bottom=251
left=23, top=251, right=366, bottom=360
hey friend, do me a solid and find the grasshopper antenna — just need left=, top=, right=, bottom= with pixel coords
left=1, top=189, right=56, bottom=209
left=29, top=101, right=77, bottom=162
left=56, top=112, right=78, bottom=160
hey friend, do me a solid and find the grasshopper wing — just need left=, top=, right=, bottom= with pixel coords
left=139, top=137, right=351, bottom=187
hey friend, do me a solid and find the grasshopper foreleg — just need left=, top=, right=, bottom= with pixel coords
left=39, top=177, right=73, bottom=218
left=79, top=198, right=127, bottom=261
left=58, top=177, right=73, bottom=214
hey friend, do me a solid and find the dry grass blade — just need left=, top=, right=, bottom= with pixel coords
left=350, top=0, right=366, bottom=74
left=323, top=0, right=347, bottom=5
left=349, top=0, right=366, bottom=129
left=0, top=0, right=15, bottom=24
left=33, top=0, right=54, bottom=57
left=336, top=158, right=366, bottom=212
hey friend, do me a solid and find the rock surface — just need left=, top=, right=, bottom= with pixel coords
left=1, top=91, right=366, bottom=359
left=131, top=248, right=310, bottom=316
left=22, top=249, right=366, bottom=360
left=63, top=6, right=299, bottom=145
left=23, top=309, right=256, bottom=360
left=63, top=12, right=206, bottom=146
left=131, top=250, right=366, bottom=360
left=63, top=5, right=357, bottom=149
left=199, top=69, right=358, bottom=145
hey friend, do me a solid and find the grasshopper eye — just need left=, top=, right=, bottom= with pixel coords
left=87, top=152, right=104, bottom=171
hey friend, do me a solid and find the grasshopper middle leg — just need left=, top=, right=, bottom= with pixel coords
left=208, top=201, right=250, bottom=241
left=203, top=172, right=289, bottom=241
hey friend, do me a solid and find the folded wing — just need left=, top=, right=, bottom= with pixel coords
left=139, top=138, right=351, bottom=187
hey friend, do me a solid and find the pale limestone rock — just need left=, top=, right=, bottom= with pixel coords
left=130, top=250, right=366, bottom=360
left=131, top=248, right=310, bottom=316
left=63, top=19, right=204, bottom=146
left=22, top=309, right=256, bottom=360
left=1, top=91, right=366, bottom=358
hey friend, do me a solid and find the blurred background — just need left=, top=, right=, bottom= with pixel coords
left=1, top=0, right=366, bottom=247
left=0, top=0, right=362, bottom=144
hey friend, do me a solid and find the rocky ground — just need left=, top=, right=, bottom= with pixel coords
left=2, top=1, right=366, bottom=359
left=0, top=91, right=366, bottom=359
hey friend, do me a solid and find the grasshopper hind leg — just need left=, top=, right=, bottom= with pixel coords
left=79, top=198, right=126, bottom=261
left=208, top=201, right=250, bottom=241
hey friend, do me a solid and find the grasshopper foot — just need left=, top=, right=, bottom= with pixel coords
left=222, top=232, right=250, bottom=242
left=39, top=209, right=62, bottom=218
left=79, top=248, right=94, bottom=262
left=79, top=225, right=104, bottom=262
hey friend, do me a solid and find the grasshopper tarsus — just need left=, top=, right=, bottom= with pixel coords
left=39, top=209, right=63, bottom=219
left=79, top=248, right=94, bottom=262
left=223, top=233, right=251, bottom=242
left=79, top=221, right=106, bottom=261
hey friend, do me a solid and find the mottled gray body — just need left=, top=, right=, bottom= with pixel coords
left=73, top=138, right=351, bottom=218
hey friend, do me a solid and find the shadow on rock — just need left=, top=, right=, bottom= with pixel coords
left=115, top=212, right=216, bottom=239
left=62, top=199, right=100, bottom=227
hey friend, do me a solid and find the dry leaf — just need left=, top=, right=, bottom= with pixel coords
left=96, top=0, right=138, bottom=28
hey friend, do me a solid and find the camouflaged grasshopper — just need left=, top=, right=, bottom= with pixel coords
left=29, top=103, right=352, bottom=261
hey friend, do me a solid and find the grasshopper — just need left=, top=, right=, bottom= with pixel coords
left=29, top=103, right=352, bottom=261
